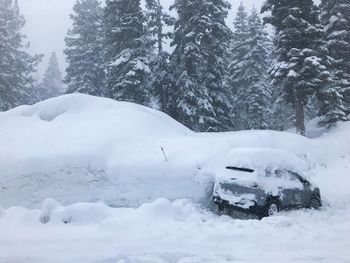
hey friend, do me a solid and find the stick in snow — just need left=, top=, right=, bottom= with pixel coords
left=161, top=146, right=168, bottom=162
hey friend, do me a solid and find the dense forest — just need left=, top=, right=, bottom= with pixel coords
left=1, top=0, right=349, bottom=135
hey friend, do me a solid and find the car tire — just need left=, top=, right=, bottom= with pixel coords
left=263, top=199, right=280, bottom=218
left=309, top=196, right=321, bottom=210
left=210, top=198, right=224, bottom=215
left=212, top=203, right=222, bottom=215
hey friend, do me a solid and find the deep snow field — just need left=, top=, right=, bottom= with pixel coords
left=0, top=94, right=350, bottom=262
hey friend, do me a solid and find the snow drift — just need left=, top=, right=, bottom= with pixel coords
left=2, top=94, right=350, bottom=263
left=1, top=94, right=350, bottom=208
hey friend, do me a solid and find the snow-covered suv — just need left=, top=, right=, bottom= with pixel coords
left=213, top=166, right=322, bottom=218
left=209, top=148, right=322, bottom=219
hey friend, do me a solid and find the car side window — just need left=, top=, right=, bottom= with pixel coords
left=286, top=171, right=300, bottom=181
left=265, top=168, right=274, bottom=177
left=275, top=170, right=299, bottom=181
left=275, top=169, right=287, bottom=179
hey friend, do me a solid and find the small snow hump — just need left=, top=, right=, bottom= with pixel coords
left=39, top=199, right=62, bottom=224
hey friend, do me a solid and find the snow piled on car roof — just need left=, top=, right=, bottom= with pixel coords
left=225, top=148, right=308, bottom=172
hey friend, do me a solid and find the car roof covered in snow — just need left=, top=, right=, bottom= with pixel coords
left=224, top=148, right=308, bottom=173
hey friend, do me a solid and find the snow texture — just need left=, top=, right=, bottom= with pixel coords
left=1, top=94, right=350, bottom=262
left=1, top=94, right=350, bottom=208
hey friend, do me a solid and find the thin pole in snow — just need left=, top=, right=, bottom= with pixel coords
left=161, top=146, right=168, bottom=162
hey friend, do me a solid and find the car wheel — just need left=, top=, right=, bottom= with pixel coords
left=309, top=196, right=321, bottom=210
left=264, top=199, right=280, bottom=217
left=211, top=198, right=224, bottom=215
left=212, top=203, right=222, bottom=215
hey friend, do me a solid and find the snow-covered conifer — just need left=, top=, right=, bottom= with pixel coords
left=64, top=0, right=104, bottom=96
left=145, top=0, right=176, bottom=112
left=0, top=0, right=41, bottom=110
left=317, top=0, right=349, bottom=127
left=169, top=0, right=233, bottom=132
left=229, top=5, right=272, bottom=130
left=145, top=0, right=175, bottom=53
left=40, top=52, right=64, bottom=99
left=262, top=0, right=330, bottom=135
left=103, top=0, right=155, bottom=106
left=227, top=2, right=249, bottom=129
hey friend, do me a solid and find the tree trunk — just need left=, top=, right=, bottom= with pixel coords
left=295, top=92, right=306, bottom=136
left=157, top=0, right=163, bottom=53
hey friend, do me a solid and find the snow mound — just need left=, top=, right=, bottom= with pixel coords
left=1, top=94, right=350, bottom=208
left=39, top=199, right=113, bottom=224
left=35, top=198, right=203, bottom=225
left=0, top=94, right=204, bottom=208
left=1, top=195, right=350, bottom=262
left=0, top=94, right=191, bottom=159
left=1, top=95, right=350, bottom=262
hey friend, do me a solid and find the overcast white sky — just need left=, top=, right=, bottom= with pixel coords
left=19, top=0, right=265, bottom=78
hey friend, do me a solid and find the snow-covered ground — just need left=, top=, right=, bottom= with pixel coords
left=0, top=94, right=350, bottom=262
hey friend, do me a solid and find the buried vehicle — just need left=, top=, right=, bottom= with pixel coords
left=211, top=148, right=322, bottom=218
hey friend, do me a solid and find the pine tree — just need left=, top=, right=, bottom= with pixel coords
left=0, top=0, right=42, bottom=110
left=229, top=5, right=272, bottom=130
left=228, top=2, right=249, bottom=129
left=40, top=52, right=63, bottom=100
left=169, top=0, right=233, bottom=132
left=318, top=0, right=349, bottom=127
left=232, top=2, right=249, bottom=46
left=149, top=51, right=176, bottom=112
left=103, top=0, right=155, bottom=106
left=262, top=0, right=330, bottom=136
left=64, top=0, right=104, bottom=96
left=145, top=0, right=176, bottom=113
left=145, top=0, right=175, bottom=53
left=245, top=8, right=273, bottom=129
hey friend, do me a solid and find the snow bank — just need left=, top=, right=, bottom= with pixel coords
left=1, top=195, right=350, bottom=262
left=32, top=198, right=202, bottom=225
left=1, top=94, right=350, bottom=208
left=0, top=94, right=202, bottom=208
left=1, top=95, right=350, bottom=263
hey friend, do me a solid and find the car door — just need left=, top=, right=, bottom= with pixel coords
left=275, top=170, right=306, bottom=209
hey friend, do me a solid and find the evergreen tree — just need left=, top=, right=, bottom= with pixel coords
left=0, top=0, right=41, bottom=110
left=317, top=71, right=347, bottom=128
left=262, top=0, right=330, bottom=135
left=229, top=5, right=272, bottom=130
left=64, top=0, right=104, bottom=96
left=268, top=33, right=290, bottom=130
left=231, top=1, right=249, bottom=48
left=145, top=0, right=175, bottom=53
left=103, top=0, right=155, bottom=106
left=318, top=0, right=349, bottom=127
left=169, top=0, right=233, bottom=132
left=245, top=8, right=273, bottom=129
left=145, top=0, right=176, bottom=113
left=268, top=33, right=318, bottom=131
left=40, top=52, right=63, bottom=100
left=228, top=2, right=249, bottom=129
left=149, top=51, right=176, bottom=113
